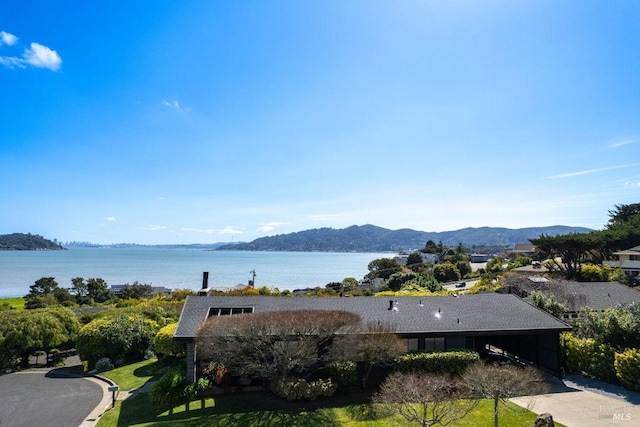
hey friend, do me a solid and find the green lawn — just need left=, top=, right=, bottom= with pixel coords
left=96, top=360, right=564, bottom=427
left=96, top=392, right=560, bottom=427
left=0, top=297, right=25, bottom=310
left=99, top=359, right=165, bottom=391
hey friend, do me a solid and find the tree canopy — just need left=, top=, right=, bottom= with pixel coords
left=530, top=202, right=640, bottom=281
left=197, top=310, right=360, bottom=380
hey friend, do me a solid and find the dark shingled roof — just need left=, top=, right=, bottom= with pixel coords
left=174, top=293, right=571, bottom=340
left=550, top=281, right=640, bottom=312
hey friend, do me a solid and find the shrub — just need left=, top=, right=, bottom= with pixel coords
left=579, top=264, right=609, bottom=282
left=95, top=357, right=114, bottom=372
left=615, top=349, right=640, bottom=391
left=77, top=315, right=157, bottom=367
left=325, top=361, right=359, bottom=393
left=153, top=323, right=184, bottom=361
left=271, top=378, right=337, bottom=401
left=561, top=333, right=617, bottom=383
left=150, top=367, right=189, bottom=408
left=394, top=350, right=480, bottom=376
left=202, top=361, right=231, bottom=387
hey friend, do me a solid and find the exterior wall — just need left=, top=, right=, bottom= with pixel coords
left=404, top=332, right=563, bottom=377
left=186, top=341, right=197, bottom=383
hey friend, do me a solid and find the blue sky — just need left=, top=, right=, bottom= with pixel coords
left=1, top=1, right=639, bottom=245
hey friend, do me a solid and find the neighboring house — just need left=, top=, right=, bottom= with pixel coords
left=469, top=253, right=491, bottom=263
left=394, top=252, right=439, bottom=266
left=502, top=275, right=640, bottom=322
left=174, top=293, right=571, bottom=383
left=513, top=243, right=537, bottom=256
left=604, top=245, right=640, bottom=279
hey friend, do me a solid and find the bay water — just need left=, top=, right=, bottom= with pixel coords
left=0, top=248, right=391, bottom=298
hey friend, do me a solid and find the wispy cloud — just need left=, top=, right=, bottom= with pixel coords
left=137, top=225, right=168, bottom=231
left=625, top=180, right=640, bottom=188
left=0, top=31, right=17, bottom=46
left=607, top=138, right=640, bottom=149
left=219, top=226, right=243, bottom=235
left=181, top=227, right=215, bottom=234
left=0, top=31, right=62, bottom=71
left=104, top=216, right=117, bottom=222
left=547, top=163, right=640, bottom=179
left=162, top=100, right=191, bottom=113
left=307, top=213, right=351, bottom=220
left=257, top=221, right=289, bottom=233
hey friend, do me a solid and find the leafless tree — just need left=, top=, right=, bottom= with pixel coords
left=373, top=372, right=477, bottom=427
left=196, top=310, right=360, bottom=380
left=331, top=320, right=407, bottom=388
left=462, top=362, right=549, bottom=427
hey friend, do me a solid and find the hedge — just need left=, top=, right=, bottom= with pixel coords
left=77, top=315, right=158, bottom=367
left=394, top=350, right=480, bottom=376
left=561, top=333, right=617, bottom=383
left=614, top=349, right=640, bottom=391
left=271, top=378, right=337, bottom=401
left=325, top=361, right=359, bottom=393
left=153, top=323, right=184, bottom=360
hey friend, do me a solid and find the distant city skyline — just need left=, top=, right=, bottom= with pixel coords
left=2, top=1, right=639, bottom=245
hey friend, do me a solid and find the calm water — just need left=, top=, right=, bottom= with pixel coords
left=0, top=248, right=391, bottom=298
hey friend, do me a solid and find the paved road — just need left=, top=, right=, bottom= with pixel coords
left=511, top=374, right=640, bottom=426
left=0, top=368, right=104, bottom=427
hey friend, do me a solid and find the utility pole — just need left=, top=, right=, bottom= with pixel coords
left=249, top=269, right=256, bottom=288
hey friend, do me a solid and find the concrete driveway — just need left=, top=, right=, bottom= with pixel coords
left=511, top=374, right=640, bottom=426
left=0, top=367, right=107, bottom=427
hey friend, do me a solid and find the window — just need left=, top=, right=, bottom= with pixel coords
left=424, top=337, right=445, bottom=351
left=465, top=336, right=475, bottom=350
left=407, top=338, right=419, bottom=351
left=208, top=307, right=253, bottom=317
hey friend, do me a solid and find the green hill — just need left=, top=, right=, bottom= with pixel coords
left=217, top=224, right=592, bottom=253
left=0, top=233, right=64, bottom=250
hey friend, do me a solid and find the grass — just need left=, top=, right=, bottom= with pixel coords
left=96, top=392, right=561, bottom=427
left=95, top=359, right=565, bottom=427
left=99, top=358, right=165, bottom=391
left=0, top=297, right=25, bottom=310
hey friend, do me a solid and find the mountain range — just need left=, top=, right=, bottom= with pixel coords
left=217, top=224, right=592, bottom=253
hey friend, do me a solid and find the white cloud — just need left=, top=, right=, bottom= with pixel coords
left=23, top=42, right=62, bottom=70
left=219, top=226, right=243, bottom=235
left=104, top=216, right=117, bottom=222
left=547, top=163, right=640, bottom=179
left=307, top=212, right=352, bottom=220
left=0, top=33, right=62, bottom=71
left=137, top=225, right=168, bottom=231
left=625, top=180, right=640, bottom=188
left=0, top=31, right=18, bottom=46
left=181, top=227, right=215, bottom=234
left=0, top=56, right=24, bottom=68
left=162, top=100, right=191, bottom=112
left=607, top=138, right=640, bottom=149
left=257, top=221, right=289, bottom=233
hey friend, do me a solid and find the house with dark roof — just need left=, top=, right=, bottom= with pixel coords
left=174, top=293, right=571, bottom=383
left=513, top=243, right=538, bottom=255
left=502, top=274, right=640, bottom=321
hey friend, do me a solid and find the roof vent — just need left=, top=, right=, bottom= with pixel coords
left=388, top=300, right=399, bottom=311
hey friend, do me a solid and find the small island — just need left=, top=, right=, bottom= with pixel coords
left=0, top=233, right=64, bottom=250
